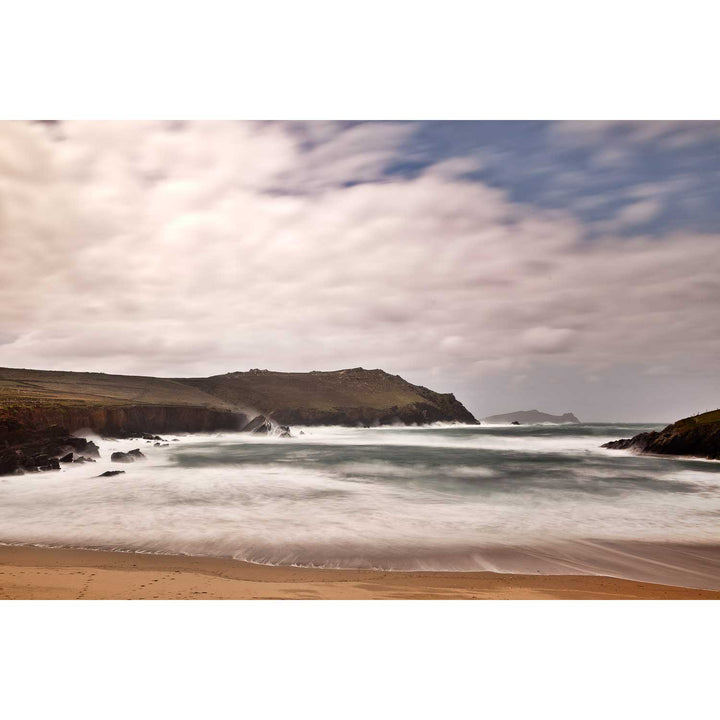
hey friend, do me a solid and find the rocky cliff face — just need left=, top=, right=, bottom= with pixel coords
left=268, top=399, right=475, bottom=427
left=0, top=404, right=250, bottom=476
left=2, top=404, right=247, bottom=436
left=602, top=409, right=720, bottom=460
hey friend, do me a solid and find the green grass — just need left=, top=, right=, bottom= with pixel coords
left=0, top=367, right=235, bottom=410
left=675, top=409, right=720, bottom=429
left=178, top=368, right=431, bottom=412
left=0, top=366, right=464, bottom=417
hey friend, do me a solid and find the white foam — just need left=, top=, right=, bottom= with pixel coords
left=1, top=425, right=719, bottom=581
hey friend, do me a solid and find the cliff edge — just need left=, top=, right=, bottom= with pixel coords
left=176, top=367, right=478, bottom=426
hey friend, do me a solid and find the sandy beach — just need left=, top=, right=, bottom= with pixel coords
left=1, top=544, right=718, bottom=599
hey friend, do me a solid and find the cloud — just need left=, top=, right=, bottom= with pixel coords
left=613, top=197, right=662, bottom=227
left=590, top=146, right=631, bottom=169
left=273, top=121, right=416, bottom=192
left=0, top=121, right=719, bottom=420
left=549, top=120, right=720, bottom=150
left=424, top=155, right=484, bottom=179
left=521, top=327, right=576, bottom=354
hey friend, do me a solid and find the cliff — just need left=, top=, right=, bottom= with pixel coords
left=1, top=403, right=246, bottom=437
left=482, top=409, right=580, bottom=424
left=176, top=368, right=479, bottom=426
left=0, top=365, right=478, bottom=474
left=0, top=402, right=247, bottom=476
left=602, top=409, right=720, bottom=460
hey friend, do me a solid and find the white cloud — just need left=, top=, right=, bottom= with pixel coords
left=425, top=155, right=484, bottom=179
left=0, top=121, right=719, bottom=411
left=613, top=197, right=662, bottom=227
left=273, top=121, right=415, bottom=192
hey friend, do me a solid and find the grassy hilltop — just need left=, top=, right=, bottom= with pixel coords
left=177, top=367, right=478, bottom=426
left=603, top=408, right=720, bottom=460
left=0, top=366, right=234, bottom=411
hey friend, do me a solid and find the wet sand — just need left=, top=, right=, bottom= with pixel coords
left=1, top=545, right=719, bottom=599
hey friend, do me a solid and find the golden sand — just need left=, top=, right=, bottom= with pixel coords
left=1, top=545, right=718, bottom=599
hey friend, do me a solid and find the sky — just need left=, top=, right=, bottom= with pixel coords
left=0, top=120, right=719, bottom=422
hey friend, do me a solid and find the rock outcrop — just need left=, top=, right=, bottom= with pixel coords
left=0, top=418, right=102, bottom=476
left=243, top=415, right=273, bottom=433
left=241, top=415, right=293, bottom=437
left=2, top=404, right=247, bottom=438
left=111, top=449, right=146, bottom=463
left=602, top=409, right=720, bottom=460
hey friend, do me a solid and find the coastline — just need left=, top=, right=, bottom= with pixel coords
left=1, top=544, right=719, bottom=599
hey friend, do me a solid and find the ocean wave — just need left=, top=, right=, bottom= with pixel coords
left=2, top=424, right=720, bottom=587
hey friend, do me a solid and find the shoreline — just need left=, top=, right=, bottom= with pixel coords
left=1, top=544, right=719, bottom=599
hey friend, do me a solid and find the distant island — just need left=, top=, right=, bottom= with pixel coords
left=603, top=409, right=720, bottom=460
left=482, top=409, right=580, bottom=425
left=0, top=366, right=478, bottom=475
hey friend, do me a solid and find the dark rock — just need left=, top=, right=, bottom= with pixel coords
left=83, top=441, right=101, bottom=458
left=0, top=421, right=103, bottom=476
left=111, top=451, right=135, bottom=463
left=73, top=456, right=96, bottom=463
left=97, top=470, right=126, bottom=477
left=243, top=415, right=273, bottom=434
left=511, top=421, right=521, bottom=425
left=0, top=449, right=22, bottom=476
left=61, top=437, right=101, bottom=458
left=602, top=436, right=647, bottom=451
left=242, top=416, right=292, bottom=437
left=110, top=448, right=145, bottom=463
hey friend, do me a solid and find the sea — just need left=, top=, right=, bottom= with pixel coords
left=2, top=422, right=720, bottom=589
